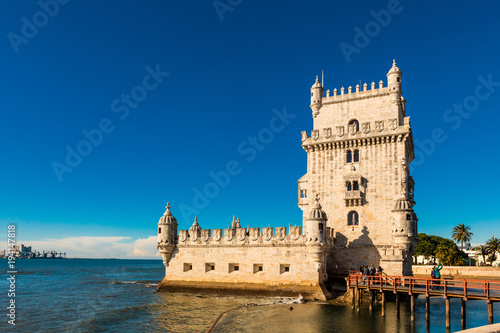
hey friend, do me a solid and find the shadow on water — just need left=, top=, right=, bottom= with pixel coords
left=212, top=296, right=500, bottom=333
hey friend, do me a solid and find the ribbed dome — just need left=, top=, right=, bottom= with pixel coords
left=387, top=59, right=402, bottom=75
left=159, top=203, right=177, bottom=225
left=311, top=76, right=323, bottom=89
left=393, top=198, right=413, bottom=211
left=309, top=196, right=327, bottom=220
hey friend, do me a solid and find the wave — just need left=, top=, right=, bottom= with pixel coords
left=108, top=280, right=158, bottom=287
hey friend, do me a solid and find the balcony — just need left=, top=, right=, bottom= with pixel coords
left=344, top=190, right=362, bottom=206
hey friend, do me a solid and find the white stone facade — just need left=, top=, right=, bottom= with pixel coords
left=157, top=61, right=418, bottom=299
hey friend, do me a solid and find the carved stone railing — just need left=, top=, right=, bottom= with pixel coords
left=344, top=190, right=362, bottom=207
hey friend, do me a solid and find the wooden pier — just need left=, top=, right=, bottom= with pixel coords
left=348, top=273, right=500, bottom=330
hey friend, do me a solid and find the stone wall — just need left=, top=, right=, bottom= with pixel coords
left=158, top=243, right=332, bottom=300
left=413, top=265, right=500, bottom=279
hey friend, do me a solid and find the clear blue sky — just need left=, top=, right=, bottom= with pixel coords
left=1, top=0, right=498, bottom=257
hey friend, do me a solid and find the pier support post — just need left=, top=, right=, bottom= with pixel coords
left=445, top=297, right=450, bottom=329
left=410, top=294, right=415, bottom=322
left=356, top=288, right=361, bottom=312
left=461, top=298, right=466, bottom=330
left=381, top=292, right=386, bottom=317
left=351, top=288, right=355, bottom=310
left=426, top=296, right=430, bottom=322
left=369, top=290, right=374, bottom=312
left=488, top=301, right=493, bottom=325
left=396, top=292, right=400, bottom=316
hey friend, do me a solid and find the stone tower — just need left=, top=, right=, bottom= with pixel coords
left=298, top=60, right=417, bottom=276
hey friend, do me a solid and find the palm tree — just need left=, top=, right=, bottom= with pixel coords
left=486, top=236, right=500, bottom=256
left=452, top=224, right=473, bottom=250
left=479, top=245, right=491, bottom=265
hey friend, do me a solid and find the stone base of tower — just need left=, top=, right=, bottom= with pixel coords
left=157, top=278, right=332, bottom=301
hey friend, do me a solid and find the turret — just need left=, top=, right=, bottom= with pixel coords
left=387, top=59, right=402, bottom=103
left=310, top=76, right=324, bottom=118
left=157, top=202, right=178, bottom=266
left=157, top=202, right=178, bottom=246
left=391, top=158, right=416, bottom=247
left=305, top=195, right=327, bottom=243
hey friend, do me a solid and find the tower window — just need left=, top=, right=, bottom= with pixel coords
left=348, top=119, right=360, bottom=132
left=397, top=77, right=400, bottom=82
left=254, top=264, right=263, bottom=273
left=300, top=190, right=307, bottom=198
left=347, top=182, right=352, bottom=191
left=158, top=227, right=161, bottom=233
left=347, top=150, right=352, bottom=163
left=354, top=149, right=359, bottom=162
left=319, top=223, right=324, bottom=231
left=348, top=211, right=359, bottom=226
left=353, top=181, right=359, bottom=191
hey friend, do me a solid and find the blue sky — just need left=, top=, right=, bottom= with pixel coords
left=0, top=0, right=499, bottom=257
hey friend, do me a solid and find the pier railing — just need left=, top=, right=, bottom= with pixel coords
left=347, top=273, right=500, bottom=329
left=348, top=273, right=500, bottom=301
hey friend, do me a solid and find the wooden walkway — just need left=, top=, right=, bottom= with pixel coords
left=347, top=273, right=500, bottom=330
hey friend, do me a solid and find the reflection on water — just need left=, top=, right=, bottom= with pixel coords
left=213, top=297, right=500, bottom=333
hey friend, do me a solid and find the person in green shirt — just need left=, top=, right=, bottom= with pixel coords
left=434, top=263, right=443, bottom=290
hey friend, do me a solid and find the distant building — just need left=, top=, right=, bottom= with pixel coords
left=157, top=61, right=418, bottom=299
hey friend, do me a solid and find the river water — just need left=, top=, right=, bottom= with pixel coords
left=1, top=259, right=498, bottom=332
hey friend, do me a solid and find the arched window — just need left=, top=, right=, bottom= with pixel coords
left=353, top=181, right=359, bottom=191
left=354, top=149, right=359, bottom=162
left=158, top=227, right=161, bottom=233
left=347, top=150, right=352, bottom=163
left=348, top=211, right=359, bottom=226
left=347, top=182, right=352, bottom=191
left=348, top=119, right=360, bottom=132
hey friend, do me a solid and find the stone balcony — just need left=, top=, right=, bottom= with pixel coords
left=344, top=190, right=362, bottom=206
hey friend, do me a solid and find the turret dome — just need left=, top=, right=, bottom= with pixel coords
left=387, top=59, right=402, bottom=76
left=311, top=75, right=323, bottom=89
left=159, top=203, right=177, bottom=225
left=309, top=195, right=327, bottom=220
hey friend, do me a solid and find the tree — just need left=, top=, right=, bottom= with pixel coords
left=486, top=236, right=500, bottom=256
left=479, top=245, right=491, bottom=264
left=415, top=233, right=467, bottom=265
left=452, top=224, right=473, bottom=250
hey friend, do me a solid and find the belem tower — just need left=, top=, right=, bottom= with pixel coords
left=156, top=61, right=418, bottom=300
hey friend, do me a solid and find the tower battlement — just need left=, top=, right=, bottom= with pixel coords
left=322, top=80, right=388, bottom=105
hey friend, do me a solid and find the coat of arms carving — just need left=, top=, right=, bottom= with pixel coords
left=348, top=124, right=357, bottom=135
left=202, top=229, right=211, bottom=242
left=179, top=230, right=187, bottom=242
left=290, top=226, right=301, bottom=240
left=225, top=228, right=234, bottom=241
left=362, top=122, right=370, bottom=134
left=263, top=227, right=273, bottom=241
left=336, top=126, right=344, bottom=137
left=323, top=127, right=332, bottom=139
left=311, top=129, right=319, bottom=141
left=375, top=121, right=384, bottom=132
left=237, top=228, right=246, bottom=241
left=249, top=228, right=260, bottom=241
left=389, top=118, right=397, bottom=130
left=213, top=229, right=222, bottom=242
left=276, top=227, right=286, bottom=241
